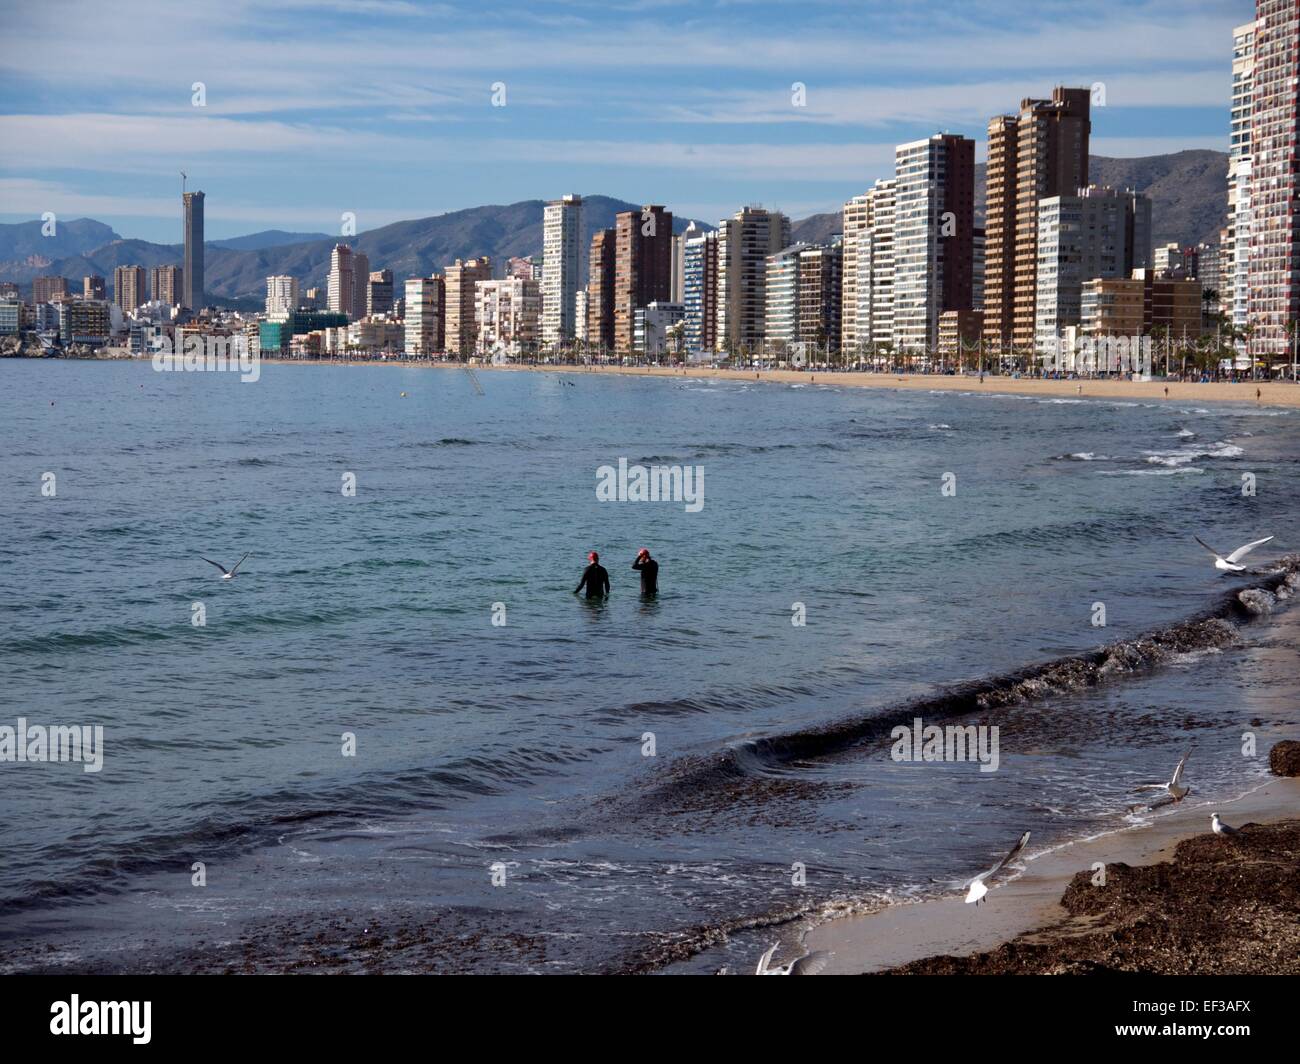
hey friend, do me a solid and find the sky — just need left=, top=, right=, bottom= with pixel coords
left=0, top=0, right=1246, bottom=244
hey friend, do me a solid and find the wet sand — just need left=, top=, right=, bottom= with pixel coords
left=800, top=777, right=1300, bottom=975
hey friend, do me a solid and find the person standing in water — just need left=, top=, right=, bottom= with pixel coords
left=574, top=551, right=610, bottom=598
left=632, top=548, right=658, bottom=596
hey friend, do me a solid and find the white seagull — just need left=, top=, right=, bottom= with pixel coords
left=1130, top=749, right=1192, bottom=810
left=963, top=830, right=1031, bottom=905
left=200, top=552, right=250, bottom=580
left=1194, top=535, right=1274, bottom=573
left=1211, top=813, right=1239, bottom=836
left=755, top=943, right=833, bottom=976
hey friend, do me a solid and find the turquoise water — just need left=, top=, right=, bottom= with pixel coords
left=1, top=360, right=1297, bottom=972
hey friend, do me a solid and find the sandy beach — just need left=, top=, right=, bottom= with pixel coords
left=251, top=356, right=1300, bottom=408
left=802, top=774, right=1300, bottom=975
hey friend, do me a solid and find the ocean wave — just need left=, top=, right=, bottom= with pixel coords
left=1144, top=441, right=1243, bottom=466
left=613, top=556, right=1300, bottom=813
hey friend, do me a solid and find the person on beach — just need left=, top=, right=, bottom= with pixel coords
left=574, top=551, right=610, bottom=599
left=632, top=548, right=659, bottom=596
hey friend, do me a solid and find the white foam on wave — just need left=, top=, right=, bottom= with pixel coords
left=1144, top=441, right=1243, bottom=466
left=1102, top=467, right=1204, bottom=476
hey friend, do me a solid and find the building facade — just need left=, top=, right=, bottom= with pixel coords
left=542, top=194, right=582, bottom=346
left=182, top=190, right=205, bottom=311
left=444, top=256, right=492, bottom=357
left=403, top=276, right=445, bottom=356
left=717, top=206, right=791, bottom=356
left=613, top=205, right=673, bottom=353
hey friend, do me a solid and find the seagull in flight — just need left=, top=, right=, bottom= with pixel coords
left=755, top=942, right=833, bottom=976
left=963, top=830, right=1030, bottom=905
left=1130, top=749, right=1192, bottom=811
left=1194, top=535, right=1274, bottom=573
left=1211, top=813, right=1240, bottom=836
left=200, top=552, right=250, bottom=580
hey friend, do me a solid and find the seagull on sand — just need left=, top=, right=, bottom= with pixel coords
left=1130, top=749, right=1192, bottom=811
left=755, top=942, right=833, bottom=976
left=1194, top=535, right=1274, bottom=573
left=200, top=552, right=250, bottom=580
left=1211, top=813, right=1240, bottom=836
left=963, top=830, right=1031, bottom=905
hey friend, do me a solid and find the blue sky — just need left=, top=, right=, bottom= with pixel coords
left=0, top=0, right=1245, bottom=243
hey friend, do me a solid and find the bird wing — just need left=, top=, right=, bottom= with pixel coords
left=200, top=557, right=229, bottom=575
left=1170, top=749, right=1191, bottom=789
left=228, top=552, right=251, bottom=575
left=789, top=951, right=832, bottom=976
left=985, top=830, right=1031, bottom=880
left=1193, top=536, right=1223, bottom=560
left=1226, top=536, right=1273, bottom=564
left=756, top=944, right=779, bottom=975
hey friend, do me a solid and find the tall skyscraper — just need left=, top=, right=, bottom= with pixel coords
left=798, top=242, right=842, bottom=353
left=113, top=265, right=147, bottom=313
left=542, top=194, right=582, bottom=346
left=444, top=257, right=492, bottom=357
left=857, top=178, right=897, bottom=352
left=587, top=228, right=616, bottom=351
left=717, top=206, right=791, bottom=355
left=366, top=270, right=394, bottom=316
left=613, top=205, right=673, bottom=353
left=404, top=276, right=445, bottom=356
left=328, top=244, right=355, bottom=317
left=352, top=252, right=370, bottom=318
left=1226, top=19, right=1257, bottom=329
left=265, top=275, right=300, bottom=320
left=150, top=265, right=182, bottom=305
left=892, top=134, right=975, bottom=354
left=683, top=228, right=719, bottom=355
left=983, top=87, right=1091, bottom=353
left=840, top=193, right=870, bottom=353
left=1246, top=1, right=1298, bottom=359
left=182, top=190, right=205, bottom=311
left=765, top=243, right=805, bottom=350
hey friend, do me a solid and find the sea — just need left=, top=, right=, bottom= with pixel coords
left=1, top=359, right=1297, bottom=974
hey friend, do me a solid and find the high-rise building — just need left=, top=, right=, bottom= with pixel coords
left=403, top=276, right=445, bottom=356
left=366, top=270, right=394, bottom=317
left=328, top=245, right=355, bottom=318
left=83, top=275, right=105, bottom=301
left=1034, top=186, right=1152, bottom=351
left=33, top=276, right=69, bottom=303
left=475, top=277, right=541, bottom=357
left=265, top=275, right=300, bottom=320
left=113, top=265, right=147, bottom=313
left=670, top=226, right=694, bottom=304
left=507, top=256, right=539, bottom=281
left=856, top=178, right=897, bottom=353
left=542, top=194, right=582, bottom=346
left=150, top=265, right=182, bottom=305
left=764, top=244, right=805, bottom=350
left=613, top=205, right=673, bottom=353
left=1226, top=19, right=1258, bottom=329
left=1246, top=0, right=1300, bottom=359
left=983, top=87, right=1091, bottom=353
left=798, top=242, right=842, bottom=353
left=182, top=190, right=205, bottom=310
left=892, top=133, right=975, bottom=354
left=683, top=228, right=719, bottom=355
left=717, top=206, right=791, bottom=355
left=444, top=257, right=492, bottom=357
left=586, top=228, right=617, bottom=352
left=574, top=290, right=588, bottom=343
left=352, top=252, right=370, bottom=319
left=840, top=193, right=870, bottom=353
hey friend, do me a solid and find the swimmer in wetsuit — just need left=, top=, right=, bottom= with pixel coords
left=632, top=548, right=658, bottom=596
left=574, top=550, right=611, bottom=598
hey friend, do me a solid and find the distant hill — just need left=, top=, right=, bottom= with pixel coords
left=0, top=197, right=709, bottom=301
left=211, top=230, right=334, bottom=251
left=792, top=150, right=1228, bottom=252
left=0, top=218, right=121, bottom=276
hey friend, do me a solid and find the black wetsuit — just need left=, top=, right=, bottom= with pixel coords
left=575, top=563, right=610, bottom=598
left=632, top=556, right=659, bottom=595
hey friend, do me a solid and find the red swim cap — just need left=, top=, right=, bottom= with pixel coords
left=588, top=551, right=599, bottom=562
left=637, top=548, right=649, bottom=557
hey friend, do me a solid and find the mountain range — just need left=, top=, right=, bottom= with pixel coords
left=2, top=151, right=1228, bottom=304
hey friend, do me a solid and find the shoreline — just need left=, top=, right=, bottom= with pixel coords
left=9, top=353, right=1300, bottom=407
left=800, top=775, right=1300, bottom=975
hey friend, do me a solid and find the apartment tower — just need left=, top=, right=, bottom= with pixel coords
left=182, top=190, right=205, bottom=311
left=542, top=194, right=582, bottom=346
left=613, top=205, right=673, bottom=353
left=587, top=228, right=617, bottom=351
